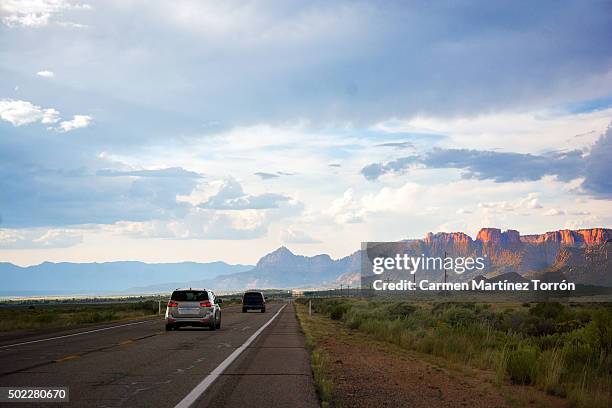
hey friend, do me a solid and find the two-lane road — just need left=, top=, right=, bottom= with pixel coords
left=0, top=303, right=318, bottom=408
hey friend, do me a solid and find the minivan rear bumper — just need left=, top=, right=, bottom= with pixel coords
left=166, top=316, right=211, bottom=326
left=243, top=304, right=264, bottom=309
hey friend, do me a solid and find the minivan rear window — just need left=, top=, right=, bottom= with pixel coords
left=243, top=292, right=263, bottom=301
left=171, top=291, right=208, bottom=301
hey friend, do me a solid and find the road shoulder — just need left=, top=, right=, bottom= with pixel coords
left=195, top=302, right=319, bottom=408
left=295, top=301, right=568, bottom=408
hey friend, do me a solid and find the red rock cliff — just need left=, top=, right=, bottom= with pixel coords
left=424, top=232, right=473, bottom=245
left=520, top=228, right=611, bottom=245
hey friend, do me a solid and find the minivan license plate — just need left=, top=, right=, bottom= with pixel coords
left=178, top=308, right=199, bottom=314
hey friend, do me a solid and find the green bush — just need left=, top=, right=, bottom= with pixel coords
left=442, top=306, right=478, bottom=327
left=536, top=347, right=565, bottom=395
left=387, top=302, right=416, bottom=319
left=529, top=302, right=568, bottom=321
left=506, top=345, right=538, bottom=385
left=330, top=303, right=350, bottom=320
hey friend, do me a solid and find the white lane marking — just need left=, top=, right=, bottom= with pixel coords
left=174, top=304, right=287, bottom=408
left=0, top=319, right=156, bottom=349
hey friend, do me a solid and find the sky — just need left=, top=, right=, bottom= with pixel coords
left=1, top=0, right=611, bottom=266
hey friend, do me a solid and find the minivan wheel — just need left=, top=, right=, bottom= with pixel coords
left=242, top=308, right=247, bottom=313
left=216, top=317, right=221, bottom=329
left=209, top=316, right=217, bottom=331
left=261, top=308, right=266, bottom=313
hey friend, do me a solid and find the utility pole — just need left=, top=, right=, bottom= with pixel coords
left=309, top=299, right=312, bottom=316
left=444, top=251, right=447, bottom=284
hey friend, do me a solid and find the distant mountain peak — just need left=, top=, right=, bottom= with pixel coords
left=273, top=246, right=294, bottom=255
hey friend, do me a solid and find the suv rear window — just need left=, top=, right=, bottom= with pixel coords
left=171, top=291, right=209, bottom=301
left=243, top=292, right=264, bottom=301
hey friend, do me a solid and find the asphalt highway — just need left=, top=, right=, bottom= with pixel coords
left=0, top=302, right=318, bottom=408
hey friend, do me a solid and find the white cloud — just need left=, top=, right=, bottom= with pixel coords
left=0, top=99, right=91, bottom=131
left=56, top=114, right=92, bottom=132
left=478, top=193, right=542, bottom=213
left=108, top=203, right=292, bottom=241
left=0, top=0, right=90, bottom=28
left=325, top=189, right=366, bottom=224
left=199, top=178, right=289, bottom=210
left=280, top=227, right=321, bottom=244
left=372, top=108, right=612, bottom=153
left=36, top=70, right=54, bottom=78
left=0, top=99, right=59, bottom=126
left=543, top=208, right=566, bottom=216
left=0, top=227, right=82, bottom=249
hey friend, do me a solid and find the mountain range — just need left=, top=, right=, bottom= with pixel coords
left=0, top=261, right=252, bottom=296
left=1, top=227, right=610, bottom=296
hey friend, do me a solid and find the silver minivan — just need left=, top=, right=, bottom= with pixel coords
left=165, top=288, right=222, bottom=331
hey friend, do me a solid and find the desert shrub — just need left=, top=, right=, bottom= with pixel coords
left=330, top=303, right=350, bottom=320
left=493, top=346, right=509, bottom=384
left=431, top=302, right=475, bottom=316
left=500, top=310, right=555, bottom=336
left=442, top=306, right=478, bottom=327
left=506, top=344, right=538, bottom=384
left=529, top=302, right=568, bottom=321
left=536, top=347, right=565, bottom=395
left=386, top=302, right=417, bottom=319
left=585, top=308, right=612, bottom=361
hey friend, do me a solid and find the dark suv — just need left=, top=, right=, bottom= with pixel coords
left=165, top=288, right=222, bottom=331
left=242, top=291, right=266, bottom=313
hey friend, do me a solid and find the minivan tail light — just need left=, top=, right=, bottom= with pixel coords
left=167, top=300, right=178, bottom=307
left=200, top=301, right=212, bottom=307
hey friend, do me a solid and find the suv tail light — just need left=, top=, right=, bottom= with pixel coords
left=200, top=301, right=212, bottom=307
left=167, top=300, right=178, bottom=307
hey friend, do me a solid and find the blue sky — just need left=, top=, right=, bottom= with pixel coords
left=1, top=0, right=611, bottom=265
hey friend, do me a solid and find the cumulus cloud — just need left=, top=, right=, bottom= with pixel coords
left=0, top=99, right=91, bottom=132
left=0, top=227, right=82, bottom=249
left=325, top=189, right=366, bottom=224
left=199, top=178, right=290, bottom=210
left=1, top=0, right=90, bottom=28
left=36, top=70, right=54, bottom=78
left=110, top=192, right=304, bottom=241
left=478, top=193, right=543, bottom=213
left=0, top=99, right=59, bottom=126
left=280, top=227, right=321, bottom=244
left=56, top=114, right=92, bottom=132
left=543, top=208, right=566, bottom=216
left=111, top=208, right=268, bottom=241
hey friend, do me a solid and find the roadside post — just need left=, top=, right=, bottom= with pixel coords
left=308, top=299, right=312, bottom=316
left=158, top=297, right=161, bottom=315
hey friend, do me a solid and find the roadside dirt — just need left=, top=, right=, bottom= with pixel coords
left=297, top=305, right=569, bottom=408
